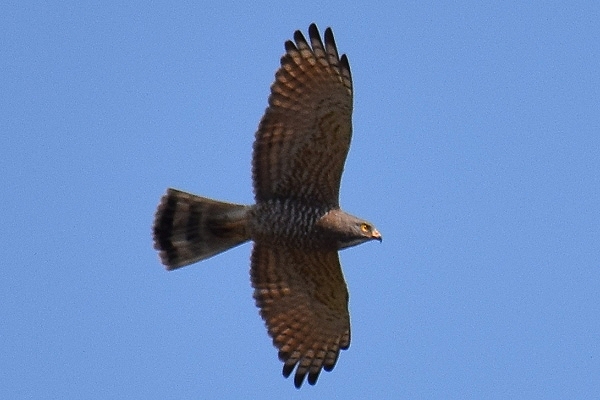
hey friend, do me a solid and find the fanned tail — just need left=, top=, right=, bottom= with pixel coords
left=153, top=188, right=251, bottom=270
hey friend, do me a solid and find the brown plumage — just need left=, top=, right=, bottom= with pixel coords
left=153, top=23, right=381, bottom=388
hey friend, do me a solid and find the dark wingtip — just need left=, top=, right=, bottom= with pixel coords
left=308, top=22, right=320, bottom=39
left=282, top=360, right=294, bottom=378
left=307, top=369, right=321, bottom=386
left=324, top=26, right=335, bottom=45
left=294, top=372, right=306, bottom=389
left=293, top=28, right=307, bottom=46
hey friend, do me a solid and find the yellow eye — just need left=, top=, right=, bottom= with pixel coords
left=360, top=223, right=371, bottom=233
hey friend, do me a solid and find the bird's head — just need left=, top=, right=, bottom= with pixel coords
left=316, top=209, right=382, bottom=249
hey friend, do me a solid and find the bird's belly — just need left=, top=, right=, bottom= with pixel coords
left=249, top=198, right=330, bottom=248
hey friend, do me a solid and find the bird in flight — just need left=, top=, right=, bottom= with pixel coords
left=153, top=23, right=381, bottom=388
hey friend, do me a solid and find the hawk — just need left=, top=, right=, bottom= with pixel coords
left=153, top=23, right=381, bottom=388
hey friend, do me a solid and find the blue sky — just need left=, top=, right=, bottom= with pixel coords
left=2, top=1, right=599, bottom=398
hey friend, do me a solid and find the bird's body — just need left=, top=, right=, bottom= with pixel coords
left=153, top=24, right=381, bottom=388
left=250, top=198, right=328, bottom=248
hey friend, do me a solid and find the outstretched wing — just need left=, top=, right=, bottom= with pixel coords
left=251, top=244, right=351, bottom=388
left=252, top=24, right=353, bottom=207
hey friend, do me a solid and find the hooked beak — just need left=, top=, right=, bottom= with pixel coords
left=372, top=229, right=382, bottom=242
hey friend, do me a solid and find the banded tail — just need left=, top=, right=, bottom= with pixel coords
left=153, top=188, right=251, bottom=270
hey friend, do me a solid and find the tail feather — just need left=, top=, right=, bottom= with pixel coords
left=153, top=188, right=251, bottom=270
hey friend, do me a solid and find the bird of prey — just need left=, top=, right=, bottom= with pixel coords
left=153, top=23, right=381, bottom=388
